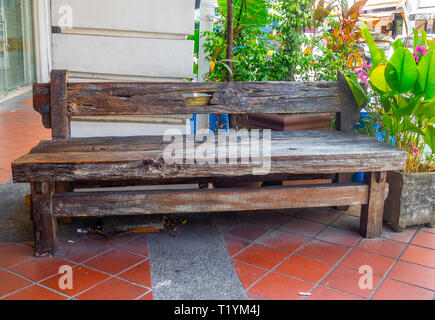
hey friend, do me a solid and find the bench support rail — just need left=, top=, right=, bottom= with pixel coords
left=51, top=183, right=369, bottom=217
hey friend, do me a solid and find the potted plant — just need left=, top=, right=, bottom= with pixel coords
left=360, top=23, right=435, bottom=231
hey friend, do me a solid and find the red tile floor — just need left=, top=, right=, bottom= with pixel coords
left=0, top=97, right=434, bottom=300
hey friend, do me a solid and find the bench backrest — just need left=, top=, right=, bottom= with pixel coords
left=33, top=70, right=360, bottom=140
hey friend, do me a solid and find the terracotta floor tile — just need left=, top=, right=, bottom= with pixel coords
left=247, top=292, right=269, bottom=300
left=16, top=98, right=33, bottom=107
left=372, top=279, right=434, bottom=300
left=0, top=174, right=10, bottom=184
left=0, top=242, right=17, bottom=249
left=321, top=266, right=381, bottom=298
left=296, top=208, right=340, bottom=224
left=138, top=291, right=153, bottom=300
left=3, top=285, right=67, bottom=300
left=340, top=250, right=395, bottom=276
left=297, top=240, right=350, bottom=264
left=382, top=226, right=418, bottom=243
left=233, top=244, right=288, bottom=269
left=388, top=260, right=435, bottom=291
left=226, top=222, right=268, bottom=241
left=232, top=260, right=268, bottom=289
left=315, top=226, right=361, bottom=247
left=275, top=254, right=333, bottom=283
left=10, top=257, right=73, bottom=282
left=258, top=230, right=308, bottom=252
left=76, top=277, right=147, bottom=300
left=84, top=249, right=144, bottom=275
left=249, top=272, right=313, bottom=300
left=330, top=214, right=360, bottom=232
left=118, top=260, right=152, bottom=288
left=56, top=238, right=112, bottom=263
left=223, top=236, right=250, bottom=257
left=243, top=212, right=291, bottom=228
left=411, top=231, right=435, bottom=250
left=0, top=243, right=34, bottom=268
left=421, top=226, right=435, bottom=234
left=41, top=265, right=110, bottom=296
left=0, top=270, right=32, bottom=297
left=118, top=235, right=149, bottom=257
left=279, top=218, right=325, bottom=237
left=305, top=286, right=363, bottom=300
left=355, top=238, right=405, bottom=259
left=400, top=245, right=435, bottom=268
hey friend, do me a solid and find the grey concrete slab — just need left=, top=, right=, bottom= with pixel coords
left=148, top=214, right=247, bottom=300
left=0, top=180, right=33, bottom=242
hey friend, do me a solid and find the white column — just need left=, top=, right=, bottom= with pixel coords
left=33, top=0, right=51, bottom=83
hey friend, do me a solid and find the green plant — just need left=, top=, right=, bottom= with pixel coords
left=361, top=22, right=435, bottom=172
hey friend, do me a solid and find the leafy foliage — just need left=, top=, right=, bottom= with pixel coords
left=361, top=25, right=435, bottom=172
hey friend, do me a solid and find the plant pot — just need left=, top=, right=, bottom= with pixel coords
left=384, top=171, right=435, bottom=231
left=240, top=113, right=334, bottom=131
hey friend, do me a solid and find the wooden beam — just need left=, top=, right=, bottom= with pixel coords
left=32, top=81, right=341, bottom=123
left=31, top=182, right=56, bottom=256
left=360, top=171, right=387, bottom=238
left=52, top=184, right=369, bottom=217
left=50, top=70, right=70, bottom=139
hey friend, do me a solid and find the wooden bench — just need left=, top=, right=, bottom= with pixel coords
left=12, top=70, right=407, bottom=256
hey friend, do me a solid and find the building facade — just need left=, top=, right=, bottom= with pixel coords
left=0, top=0, right=196, bottom=99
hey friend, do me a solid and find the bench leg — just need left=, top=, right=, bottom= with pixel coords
left=31, top=182, right=56, bottom=256
left=360, top=172, right=387, bottom=238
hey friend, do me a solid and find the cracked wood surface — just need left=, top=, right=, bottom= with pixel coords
left=12, top=130, right=407, bottom=183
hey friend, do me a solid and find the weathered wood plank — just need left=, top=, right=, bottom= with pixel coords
left=50, top=70, right=70, bottom=139
left=11, top=131, right=407, bottom=183
left=52, top=184, right=369, bottom=217
left=360, top=171, right=387, bottom=238
left=32, top=81, right=340, bottom=122
left=31, top=182, right=56, bottom=256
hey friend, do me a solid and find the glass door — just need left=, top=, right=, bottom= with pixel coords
left=0, top=0, right=35, bottom=96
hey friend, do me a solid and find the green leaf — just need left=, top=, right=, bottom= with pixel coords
left=398, top=118, right=424, bottom=135
left=370, top=63, right=390, bottom=92
left=361, top=22, right=387, bottom=72
left=392, top=39, right=405, bottom=51
left=385, top=47, right=418, bottom=93
left=396, top=93, right=424, bottom=117
left=382, top=114, right=394, bottom=135
left=413, top=28, right=420, bottom=50
left=416, top=52, right=435, bottom=99
left=423, top=125, right=435, bottom=155
left=421, top=29, right=427, bottom=48
left=345, top=73, right=368, bottom=107
left=416, top=99, right=435, bottom=123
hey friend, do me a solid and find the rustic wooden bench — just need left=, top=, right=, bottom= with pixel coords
left=12, top=70, right=407, bottom=256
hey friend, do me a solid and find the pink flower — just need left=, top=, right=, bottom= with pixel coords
left=356, top=63, right=371, bottom=86
left=416, top=46, right=426, bottom=55
left=414, top=46, right=427, bottom=63
left=408, top=142, right=420, bottom=154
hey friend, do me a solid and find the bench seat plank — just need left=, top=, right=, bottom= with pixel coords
left=12, top=130, right=407, bottom=183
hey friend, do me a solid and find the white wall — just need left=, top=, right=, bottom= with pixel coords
left=50, top=0, right=195, bottom=81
